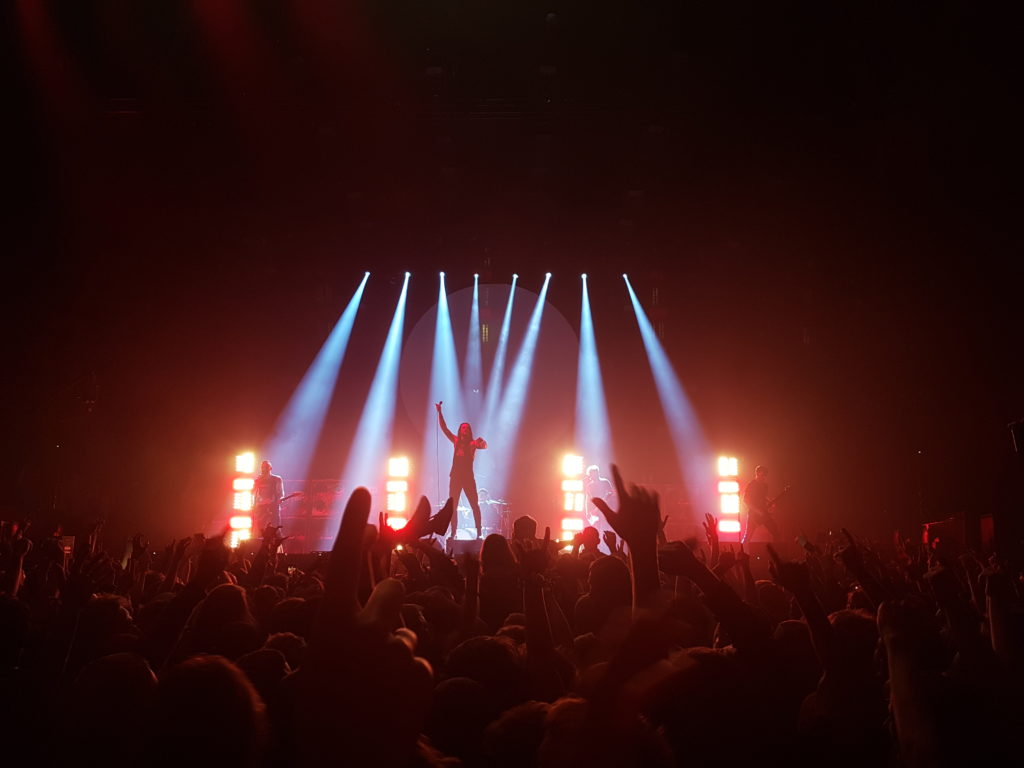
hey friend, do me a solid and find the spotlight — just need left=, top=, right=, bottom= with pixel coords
left=405, top=271, right=411, bottom=277
left=474, top=273, right=479, bottom=279
left=513, top=273, right=519, bottom=280
left=440, top=271, right=445, bottom=277
left=365, top=271, right=370, bottom=276
left=581, top=273, right=587, bottom=279
left=546, top=272, right=552, bottom=278
left=622, top=273, right=627, bottom=279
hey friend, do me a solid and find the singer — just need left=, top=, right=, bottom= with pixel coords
left=435, top=401, right=488, bottom=539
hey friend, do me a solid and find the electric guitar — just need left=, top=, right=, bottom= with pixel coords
left=253, top=492, right=303, bottom=507
left=747, top=485, right=791, bottom=521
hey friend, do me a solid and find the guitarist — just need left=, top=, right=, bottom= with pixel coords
left=253, top=460, right=285, bottom=532
left=742, top=465, right=784, bottom=544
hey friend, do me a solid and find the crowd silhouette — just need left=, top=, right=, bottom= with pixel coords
left=1, top=465, right=1021, bottom=766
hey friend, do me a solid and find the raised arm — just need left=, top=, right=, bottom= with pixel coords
left=435, top=401, right=456, bottom=443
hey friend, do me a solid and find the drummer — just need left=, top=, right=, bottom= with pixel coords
left=477, top=488, right=510, bottom=537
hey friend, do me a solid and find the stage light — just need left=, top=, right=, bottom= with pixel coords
left=546, top=272, right=551, bottom=277
left=236, top=452, right=255, bottom=474
left=721, top=495, right=740, bottom=516
left=229, top=515, right=253, bottom=530
left=233, top=491, right=253, bottom=511
left=228, top=510, right=253, bottom=549
left=716, top=456, right=741, bottom=539
left=575, top=275, right=612, bottom=480
left=560, top=452, right=587, bottom=513
left=386, top=493, right=407, bottom=513
left=489, top=274, right=552, bottom=494
left=562, top=453, right=584, bottom=477
left=440, top=271, right=445, bottom=277
left=474, top=273, right=479, bottom=279
left=405, top=271, right=411, bottom=277
left=388, top=456, right=410, bottom=478
left=341, top=274, right=411, bottom=499
left=624, top=275, right=713, bottom=516
left=561, top=514, right=585, bottom=540
left=386, top=516, right=409, bottom=531
left=581, top=273, right=587, bottom=279
left=421, top=272, right=462, bottom=502
left=262, top=273, right=369, bottom=482
left=232, top=478, right=254, bottom=491
left=718, top=456, right=738, bottom=477
left=513, top=274, right=519, bottom=279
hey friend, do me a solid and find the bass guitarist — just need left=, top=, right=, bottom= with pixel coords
left=742, top=465, right=788, bottom=544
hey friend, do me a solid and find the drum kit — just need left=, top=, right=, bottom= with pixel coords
left=452, top=498, right=511, bottom=539
left=276, top=482, right=512, bottom=551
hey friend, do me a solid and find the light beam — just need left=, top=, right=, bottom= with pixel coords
left=420, top=273, right=463, bottom=503
left=464, top=273, right=484, bottom=423
left=341, top=273, right=411, bottom=500
left=624, top=275, right=713, bottom=515
left=489, top=273, right=552, bottom=495
left=575, top=274, right=613, bottom=472
left=262, top=273, right=369, bottom=482
left=481, top=274, right=519, bottom=433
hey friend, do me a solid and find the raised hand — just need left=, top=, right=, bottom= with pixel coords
left=713, top=548, right=737, bottom=578
left=766, top=544, right=812, bottom=594
left=295, top=488, right=433, bottom=767
left=591, top=464, right=661, bottom=547
left=514, top=527, right=552, bottom=576
left=835, top=527, right=865, bottom=572
left=192, top=532, right=229, bottom=588
left=399, top=496, right=454, bottom=542
left=12, top=535, right=32, bottom=559
left=602, top=529, right=618, bottom=553
left=702, top=513, right=719, bottom=545
left=657, top=540, right=703, bottom=578
left=736, top=542, right=750, bottom=568
left=435, top=401, right=443, bottom=413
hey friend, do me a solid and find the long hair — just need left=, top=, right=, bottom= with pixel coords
left=457, top=422, right=474, bottom=446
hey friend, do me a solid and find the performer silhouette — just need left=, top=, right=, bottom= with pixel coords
left=436, top=401, right=488, bottom=539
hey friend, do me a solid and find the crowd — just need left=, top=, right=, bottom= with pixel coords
left=1, top=465, right=1021, bottom=767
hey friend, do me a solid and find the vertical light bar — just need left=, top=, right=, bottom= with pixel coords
left=481, top=274, right=519, bottom=433
left=574, top=274, right=612, bottom=472
left=717, top=456, right=741, bottom=536
left=623, top=275, right=714, bottom=515
left=464, top=273, right=484, bottom=423
left=421, top=273, right=462, bottom=502
left=489, top=274, right=552, bottom=495
left=263, top=273, right=369, bottom=482
left=341, top=273, right=411, bottom=499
